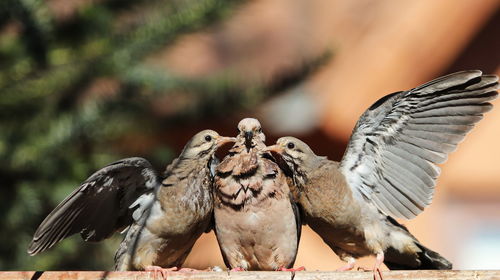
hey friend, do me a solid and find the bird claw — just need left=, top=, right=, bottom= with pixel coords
left=337, top=265, right=354, bottom=271
left=145, top=265, right=173, bottom=280
left=145, top=266, right=210, bottom=279
left=356, top=266, right=371, bottom=272
left=373, top=267, right=383, bottom=280
left=336, top=258, right=356, bottom=271
left=277, top=266, right=305, bottom=271
left=230, top=267, right=245, bottom=272
left=176, top=267, right=209, bottom=273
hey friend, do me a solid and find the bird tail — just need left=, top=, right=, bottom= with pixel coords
left=415, top=242, right=452, bottom=270
left=384, top=242, right=452, bottom=270
left=383, top=216, right=452, bottom=270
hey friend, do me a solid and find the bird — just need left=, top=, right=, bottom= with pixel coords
left=213, top=118, right=302, bottom=271
left=28, top=129, right=235, bottom=272
left=264, top=70, right=499, bottom=272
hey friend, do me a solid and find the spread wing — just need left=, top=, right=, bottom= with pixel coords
left=339, top=70, right=498, bottom=219
left=28, top=157, right=159, bottom=255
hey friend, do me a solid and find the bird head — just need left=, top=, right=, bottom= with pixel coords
left=181, top=129, right=236, bottom=160
left=264, top=136, right=318, bottom=176
left=237, top=118, right=265, bottom=151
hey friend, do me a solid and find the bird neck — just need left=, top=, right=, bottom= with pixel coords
left=160, top=156, right=213, bottom=214
left=163, top=155, right=209, bottom=179
left=293, top=155, right=327, bottom=187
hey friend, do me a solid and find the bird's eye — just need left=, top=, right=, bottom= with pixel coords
left=287, top=142, right=295, bottom=149
left=205, top=135, right=212, bottom=142
left=257, top=127, right=262, bottom=133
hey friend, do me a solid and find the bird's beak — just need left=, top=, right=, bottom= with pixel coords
left=263, top=144, right=284, bottom=155
left=244, top=131, right=253, bottom=150
left=216, top=136, right=236, bottom=148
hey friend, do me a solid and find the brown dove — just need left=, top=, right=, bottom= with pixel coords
left=28, top=130, right=234, bottom=271
left=213, top=118, right=302, bottom=271
left=266, top=71, right=499, bottom=271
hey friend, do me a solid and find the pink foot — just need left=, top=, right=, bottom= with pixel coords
left=337, top=258, right=356, bottom=271
left=373, top=268, right=383, bottom=280
left=230, top=267, right=245, bottom=272
left=277, top=266, right=306, bottom=271
left=373, top=253, right=384, bottom=280
left=164, top=267, right=180, bottom=271
left=177, top=267, right=210, bottom=273
left=145, top=265, right=175, bottom=280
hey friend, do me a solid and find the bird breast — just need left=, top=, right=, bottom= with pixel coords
left=214, top=151, right=284, bottom=208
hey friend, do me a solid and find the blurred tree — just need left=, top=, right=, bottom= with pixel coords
left=0, top=0, right=329, bottom=270
left=0, top=0, right=250, bottom=270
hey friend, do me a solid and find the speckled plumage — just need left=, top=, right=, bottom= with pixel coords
left=114, top=150, right=215, bottom=270
left=29, top=130, right=234, bottom=271
left=213, top=118, right=300, bottom=271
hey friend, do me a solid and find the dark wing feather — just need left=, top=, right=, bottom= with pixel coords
left=291, top=197, right=302, bottom=245
left=28, top=157, right=159, bottom=255
left=340, top=70, right=498, bottom=219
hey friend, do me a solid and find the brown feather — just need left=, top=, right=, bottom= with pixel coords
left=213, top=118, right=300, bottom=271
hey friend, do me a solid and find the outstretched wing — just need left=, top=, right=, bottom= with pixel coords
left=339, top=70, right=498, bottom=219
left=28, top=157, right=159, bottom=255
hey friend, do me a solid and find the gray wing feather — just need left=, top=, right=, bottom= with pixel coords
left=28, top=157, right=159, bottom=255
left=340, top=70, right=498, bottom=219
left=409, top=115, right=484, bottom=125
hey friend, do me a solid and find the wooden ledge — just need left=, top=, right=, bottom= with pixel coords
left=1, top=270, right=499, bottom=280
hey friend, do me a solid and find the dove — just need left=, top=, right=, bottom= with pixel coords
left=28, top=130, right=234, bottom=271
left=265, top=70, right=498, bottom=272
left=213, top=118, right=302, bottom=271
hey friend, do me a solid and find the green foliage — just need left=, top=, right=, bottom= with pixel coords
left=0, top=0, right=250, bottom=271
left=0, top=0, right=329, bottom=271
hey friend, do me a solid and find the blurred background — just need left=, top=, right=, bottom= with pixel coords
left=0, top=0, right=499, bottom=271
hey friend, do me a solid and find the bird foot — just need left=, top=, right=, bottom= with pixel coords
left=145, top=265, right=175, bottom=280
left=145, top=266, right=210, bottom=279
left=356, top=266, right=371, bottom=272
left=372, top=252, right=384, bottom=280
left=176, top=267, right=208, bottom=273
left=336, top=265, right=354, bottom=271
left=373, top=267, right=383, bottom=280
left=336, top=258, right=356, bottom=271
left=277, top=266, right=306, bottom=271
left=230, top=267, right=245, bottom=272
